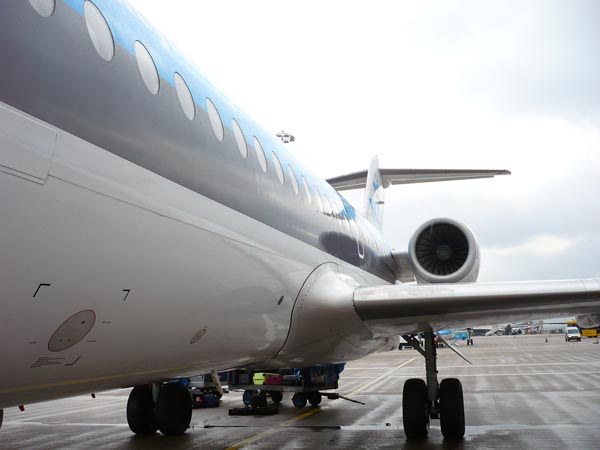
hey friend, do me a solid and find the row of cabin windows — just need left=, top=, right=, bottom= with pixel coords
left=30, top=0, right=385, bottom=257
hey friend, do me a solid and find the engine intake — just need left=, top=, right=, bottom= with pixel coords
left=408, top=219, right=480, bottom=284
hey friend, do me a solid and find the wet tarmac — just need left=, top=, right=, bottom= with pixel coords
left=1, top=334, right=599, bottom=449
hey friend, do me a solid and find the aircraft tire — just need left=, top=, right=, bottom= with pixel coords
left=292, top=392, right=307, bottom=408
left=307, top=391, right=322, bottom=406
left=439, top=378, right=465, bottom=439
left=126, top=386, right=158, bottom=435
left=268, top=391, right=283, bottom=404
left=156, top=382, right=192, bottom=436
left=402, top=378, right=429, bottom=438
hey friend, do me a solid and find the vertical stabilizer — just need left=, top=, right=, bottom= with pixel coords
left=362, top=156, right=385, bottom=230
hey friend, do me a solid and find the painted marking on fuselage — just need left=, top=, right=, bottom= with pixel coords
left=30, top=356, right=66, bottom=369
left=224, top=357, right=418, bottom=450
left=121, top=289, right=131, bottom=301
left=64, top=356, right=81, bottom=367
left=32, top=283, right=51, bottom=298
left=0, top=367, right=182, bottom=395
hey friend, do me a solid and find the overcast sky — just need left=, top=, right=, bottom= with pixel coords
left=127, top=0, right=600, bottom=283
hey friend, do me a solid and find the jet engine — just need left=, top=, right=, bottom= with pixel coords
left=408, top=218, right=480, bottom=284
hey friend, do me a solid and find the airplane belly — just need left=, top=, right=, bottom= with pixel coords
left=0, top=105, right=318, bottom=407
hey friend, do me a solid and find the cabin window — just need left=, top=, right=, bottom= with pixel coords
left=253, top=137, right=267, bottom=172
left=272, top=152, right=285, bottom=185
left=302, top=176, right=312, bottom=204
left=174, top=73, right=195, bottom=120
left=206, top=98, right=224, bottom=141
left=134, top=41, right=160, bottom=95
left=336, top=199, right=344, bottom=220
left=314, top=186, right=323, bottom=212
left=323, top=194, right=333, bottom=216
left=28, top=0, right=55, bottom=17
left=350, top=220, right=365, bottom=259
left=288, top=165, right=299, bottom=195
left=358, top=228, right=366, bottom=259
left=331, top=196, right=342, bottom=219
left=365, top=230, right=373, bottom=248
left=342, top=212, right=351, bottom=232
left=232, top=119, right=247, bottom=158
left=84, top=1, right=114, bottom=62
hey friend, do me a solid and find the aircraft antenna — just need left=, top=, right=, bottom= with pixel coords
left=276, top=130, right=295, bottom=143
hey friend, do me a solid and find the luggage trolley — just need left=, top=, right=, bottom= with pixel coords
left=228, top=365, right=344, bottom=409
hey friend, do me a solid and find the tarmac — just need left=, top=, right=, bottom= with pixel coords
left=1, top=334, right=599, bottom=449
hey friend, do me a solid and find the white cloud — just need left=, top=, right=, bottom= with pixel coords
left=488, top=235, right=579, bottom=257
left=124, top=0, right=600, bottom=282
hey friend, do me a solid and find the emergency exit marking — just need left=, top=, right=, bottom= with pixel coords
left=65, top=356, right=81, bottom=367
left=33, top=283, right=51, bottom=298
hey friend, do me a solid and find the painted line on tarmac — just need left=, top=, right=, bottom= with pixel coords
left=346, top=357, right=418, bottom=395
left=224, top=357, right=418, bottom=450
left=389, top=370, right=600, bottom=378
left=435, top=361, right=600, bottom=368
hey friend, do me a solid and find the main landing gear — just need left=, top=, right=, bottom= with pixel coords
left=127, top=382, right=192, bottom=436
left=402, top=332, right=465, bottom=439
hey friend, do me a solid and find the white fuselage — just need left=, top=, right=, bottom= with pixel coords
left=0, top=102, right=388, bottom=408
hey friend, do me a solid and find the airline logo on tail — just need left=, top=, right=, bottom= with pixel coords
left=363, top=156, right=385, bottom=230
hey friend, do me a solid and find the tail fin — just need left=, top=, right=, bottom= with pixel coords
left=362, top=156, right=385, bottom=230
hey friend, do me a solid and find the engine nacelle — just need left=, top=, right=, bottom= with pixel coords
left=408, top=218, right=480, bottom=284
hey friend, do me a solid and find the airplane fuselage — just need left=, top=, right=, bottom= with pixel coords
left=0, top=0, right=396, bottom=408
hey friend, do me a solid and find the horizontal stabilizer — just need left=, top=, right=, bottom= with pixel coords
left=353, top=279, right=600, bottom=336
left=327, top=169, right=510, bottom=191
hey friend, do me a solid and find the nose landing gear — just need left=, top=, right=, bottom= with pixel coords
left=439, top=377, right=465, bottom=438
left=401, top=332, right=465, bottom=439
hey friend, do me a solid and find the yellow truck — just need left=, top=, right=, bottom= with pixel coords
left=581, top=328, right=598, bottom=338
left=566, top=320, right=598, bottom=338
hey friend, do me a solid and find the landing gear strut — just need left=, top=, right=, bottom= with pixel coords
left=127, top=382, right=192, bottom=436
left=402, top=332, right=465, bottom=439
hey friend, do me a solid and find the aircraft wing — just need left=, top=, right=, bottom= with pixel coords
left=353, top=279, right=600, bottom=337
left=327, top=169, right=510, bottom=191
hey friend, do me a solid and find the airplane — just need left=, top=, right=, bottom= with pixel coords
left=2, top=0, right=600, bottom=441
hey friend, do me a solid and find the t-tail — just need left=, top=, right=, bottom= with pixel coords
left=326, top=158, right=511, bottom=230
left=362, top=156, right=386, bottom=230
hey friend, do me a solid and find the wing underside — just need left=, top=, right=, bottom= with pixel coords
left=353, top=279, right=600, bottom=336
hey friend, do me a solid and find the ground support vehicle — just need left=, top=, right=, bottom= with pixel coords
left=565, top=326, right=582, bottom=342
left=228, top=366, right=342, bottom=409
